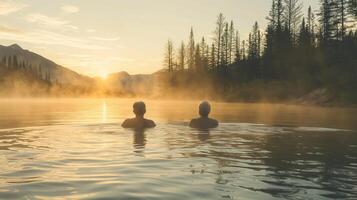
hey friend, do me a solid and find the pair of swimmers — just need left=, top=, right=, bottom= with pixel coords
left=122, top=101, right=219, bottom=129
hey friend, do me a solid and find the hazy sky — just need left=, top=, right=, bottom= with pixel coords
left=0, top=0, right=319, bottom=77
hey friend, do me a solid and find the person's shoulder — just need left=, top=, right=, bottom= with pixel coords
left=209, top=118, right=218, bottom=123
left=122, top=118, right=135, bottom=128
left=209, top=118, right=219, bottom=127
left=189, top=118, right=200, bottom=128
left=145, top=119, right=156, bottom=128
left=190, top=118, right=200, bottom=122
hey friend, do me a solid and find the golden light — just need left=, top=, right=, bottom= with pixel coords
left=101, top=100, right=107, bottom=123
left=99, top=72, right=109, bottom=80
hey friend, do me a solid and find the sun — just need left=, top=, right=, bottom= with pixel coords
left=99, top=72, right=109, bottom=80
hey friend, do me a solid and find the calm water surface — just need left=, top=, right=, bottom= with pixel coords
left=0, top=98, right=356, bottom=199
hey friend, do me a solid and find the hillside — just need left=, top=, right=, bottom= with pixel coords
left=0, top=44, right=94, bottom=86
left=0, top=44, right=104, bottom=96
left=0, top=44, right=160, bottom=97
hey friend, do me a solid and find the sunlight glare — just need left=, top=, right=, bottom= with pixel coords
left=99, top=72, right=109, bottom=80
left=101, top=100, right=107, bottom=123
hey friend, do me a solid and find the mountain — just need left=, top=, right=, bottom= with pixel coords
left=105, top=71, right=161, bottom=96
left=0, top=44, right=95, bottom=96
left=0, top=44, right=161, bottom=97
left=0, top=44, right=93, bottom=86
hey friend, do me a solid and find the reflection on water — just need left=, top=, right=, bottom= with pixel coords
left=133, top=129, right=147, bottom=155
left=0, top=99, right=357, bottom=199
left=101, top=100, right=107, bottom=123
left=0, top=124, right=356, bottom=199
left=197, top=130, right=211, bottom=142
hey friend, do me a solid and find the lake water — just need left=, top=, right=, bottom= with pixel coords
left=0, top=98, right=357, bottom=199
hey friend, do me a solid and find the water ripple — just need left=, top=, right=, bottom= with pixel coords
left=0, top=123, right=357, bottom=199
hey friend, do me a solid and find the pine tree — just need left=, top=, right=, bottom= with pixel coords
left=276, top=0, right=285, bottom=31
left=258, top=29, right=262, bottom=58
left=200, top=37, right=209, bottom=71
left=234, top=31, right=241, bottom=63
left=267, top=0, right=277, bottom=28
left=177, top=41, right=186, bottom=71
left=214, top=13, right=225, bottom=67
left=164, top=39, right=175, bottom=72
left=204, top=44, right=210, bottom=72
left=209, top=44, right=216, bottom=71
left=335, top=0, right=350, bottom=40
left=241, top=40, right=246, bottom=61
left=318, top=0, right=336, bottom=43
left=248, top=33, right=253, bottom=60
left=187, top=28, right=195, bottom=71
left=228, top=21, right=235, bottom=64
left=194, top=44, right=202, bottom=72
left=158, top=1, right=357, bottom=102
left=298, top=18, right=309, bottom=46
left=221, top=22, right=229, bottom=69
left=265, top=21, right=276, bottom=58
left=200, top=37, right=206, bottom=59
left=348, top=0, right=357, bottom=19
left=248, top=22, right=261, bottom=61
left=307, top=6, right=316, bottom=46
left=283, top=0, right=303, bottom=43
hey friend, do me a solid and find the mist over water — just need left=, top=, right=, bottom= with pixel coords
left=0, top=99, right=357, bottom=199
left=0, top=98, right=356, bottom=130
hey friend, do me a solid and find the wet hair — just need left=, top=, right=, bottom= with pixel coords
left=133, top=101, right=146, bottom=116
left=199, top=101, right=211, bottom=117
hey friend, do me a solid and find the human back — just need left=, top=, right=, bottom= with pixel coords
left=189, top=101, right=219, bottom=129
left=190, top=117, right=218, bottom=129
left=122, top=118, right=155, bottom=129
left=122, top=101, right=156, bottom=129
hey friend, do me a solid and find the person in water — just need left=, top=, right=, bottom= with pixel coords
left=189, top=101, right=219, bottom=129
left=122, top=101, right=156, bottom=129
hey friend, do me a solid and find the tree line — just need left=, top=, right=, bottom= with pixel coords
left=163, top=0, right=357, bottom=102
left=0, top=55, right=53, bottom=83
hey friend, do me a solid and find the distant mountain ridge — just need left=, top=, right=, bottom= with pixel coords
left=105, top=71, right=159, bottom=96
left=0, top=44, right=93, bottom=87
left=0, top=44, right=160, bottom=96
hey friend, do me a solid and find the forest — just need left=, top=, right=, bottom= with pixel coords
left=162, top=0, right=357, bottom=104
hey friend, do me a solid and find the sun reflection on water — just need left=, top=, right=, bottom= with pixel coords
left=101, top=100, right=107, bottom=123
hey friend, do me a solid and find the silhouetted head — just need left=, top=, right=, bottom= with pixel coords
left=133, top=101, right=146, bottom=117
left=199, top=101, right=211, bottom=117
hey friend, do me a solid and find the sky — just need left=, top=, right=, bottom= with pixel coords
left=0, top=0, right=319, bottom=77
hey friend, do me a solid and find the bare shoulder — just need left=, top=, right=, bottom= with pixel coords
left=191, top=118, right=200, bottom=122
left=121, top=118, right=134, bottom=128
left=189, top=118, right=199, bottom=128
left=205, top=118, right=219, bottom=128
left=209, top=118, right=218, bottom=124
left=209, top=118, right=219, bottom=127
left=145, top=119, right=156, bottom=128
